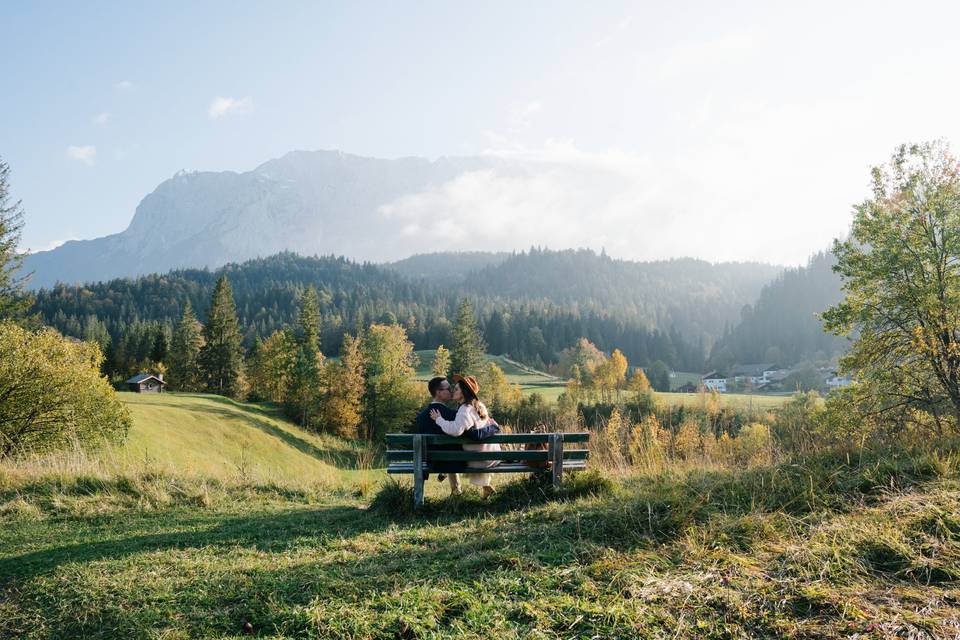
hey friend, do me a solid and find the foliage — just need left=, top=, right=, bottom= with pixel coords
left=285, top=287, right=324, bottom=427
left=778, top=366, right=824, bottom=393
left=31, top=251, right=710, bottom=376
left=0, top=158, right=30, bottom=321
left=167, top=301, right=204, bottom=391
left=360, top=324, right=421, bottom=441
left=429, top=344, right=450, bottom=379
left=198, top=276, right=245, bottom=399
left=645, top=359, right=671, bottom=392
left=476, top=360, right=522, bottom=416
left=824, top=141, right=960, bottom=434
left=0, top=322, right=130, bottom=457
left=247, top=329, right=296, bottom=403
left=773, top=391, right=825, bottom=455
left=449, top=298, right=485, bottom=376
left=321, top=334, right=365, bottom=439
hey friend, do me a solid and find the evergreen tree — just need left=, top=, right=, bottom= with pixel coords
left=198, top=276, right=245, bottom=398
left=286, top=286, right=324, bottom=427
left=169, top=301, right=205, bottom=391
left=450, top=299, right=486, bottom=376
left=0, top=158, right=29, bottom=320
left=150, top=328, right=168, bottom=364
left=431, top=345, right=451, bottom=379
left=646, top=360, right=671, bottom=392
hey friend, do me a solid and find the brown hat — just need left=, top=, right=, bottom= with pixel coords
left=451, top=374, right=480, bottom=398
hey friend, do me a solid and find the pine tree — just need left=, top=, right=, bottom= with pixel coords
left=286, top=286, right=324, bottom=427
left=198, top=276, right=245, bottom=398
left=0, top=158, right=30, bottom=320
left=168, top=301, right=205, bottom=391
left=297, top=285, right=321, bottom=349
left=450, top=299, right=486, bottom=376
left=431, top=345, right=451, bottom=379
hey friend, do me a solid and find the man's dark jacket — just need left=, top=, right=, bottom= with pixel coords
left=414, top=402, right=464, bottom=473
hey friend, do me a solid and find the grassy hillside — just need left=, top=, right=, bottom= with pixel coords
left=108, top=393, right=378, bottom=488
left=2, top=446, right=959, bottom=638
left=413, top=350, right=567, bottom=401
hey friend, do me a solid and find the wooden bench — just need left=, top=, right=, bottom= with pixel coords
left=385, top=432, right=591, bottom=506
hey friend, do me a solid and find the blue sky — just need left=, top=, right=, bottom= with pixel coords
left=4, top=1, right=960, bottom=263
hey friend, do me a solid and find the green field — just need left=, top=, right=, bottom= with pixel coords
left=654, top=391, right=792, bottom=410
left=413, top=350, right=567, bottom=401
left=103, top=393, right=379, bottom=489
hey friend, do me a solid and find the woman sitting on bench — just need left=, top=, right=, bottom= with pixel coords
left=429, top=374, right=501, bottom=498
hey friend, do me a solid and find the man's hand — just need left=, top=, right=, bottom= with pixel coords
left=429, top=409, right=441, bottom=422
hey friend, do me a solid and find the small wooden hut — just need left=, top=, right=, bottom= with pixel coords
left=125, top=373, right=167, bottom=393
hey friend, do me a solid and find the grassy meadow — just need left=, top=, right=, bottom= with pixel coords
left=2, top=393, right=960, bottom=638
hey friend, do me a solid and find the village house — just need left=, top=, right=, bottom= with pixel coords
left=700, top=371, right=727, bottom=393
left=125, top=373, right=167, bottom=393
left=731, top=363, right=777, bottom=386
left=826, top=372, right=853, bottom=389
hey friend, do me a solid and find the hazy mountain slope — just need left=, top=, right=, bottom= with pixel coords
left=708, top=251, right=846, bottom=367
left=465, top=248, right=784, bottom=340
left=386, top=251, right=512, bottom=281
left=23, top=151, right=501, bottom=289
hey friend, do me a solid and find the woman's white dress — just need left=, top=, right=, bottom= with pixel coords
left=433, top=403, right=501, bottom=487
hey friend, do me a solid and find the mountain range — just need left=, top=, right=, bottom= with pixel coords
left=24, top=150, right=507, bottom=289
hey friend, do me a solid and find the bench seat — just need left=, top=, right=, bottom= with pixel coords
left=384, top=431, right=591, bottom=506
left=386, top=461, right=589, bottom=474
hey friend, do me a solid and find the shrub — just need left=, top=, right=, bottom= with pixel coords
left=0, top=322, right=131, bottom=457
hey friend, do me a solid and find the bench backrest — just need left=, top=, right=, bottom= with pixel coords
left=385, top=432, right=590, bottom=464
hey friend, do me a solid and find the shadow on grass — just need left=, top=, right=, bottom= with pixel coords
left=0, top=504, right=382, bottom=587
left=131, top=393, right=369, bottom=469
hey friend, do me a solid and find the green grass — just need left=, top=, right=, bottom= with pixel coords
left=8, top=393, right=381, bottom=491
left=654, top=391, right=792, bottom=410
left=3, top=442, right=960, bottom=638
left=414, top=350, right=568, bottom=402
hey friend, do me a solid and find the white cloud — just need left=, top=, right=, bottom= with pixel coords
left=115, top=80, right=133, bottom=91
left=377, top=139, right=845, bottom=266
left=93, top=112, right=110, bottom=126
left=208, top=96, right=254, bottom=119
left=65, top=145, right=96, bottom=166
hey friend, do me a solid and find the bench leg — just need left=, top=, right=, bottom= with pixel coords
left=549, top=434, right=564, bottom=489
left=412, top=434, right=425, bottom=507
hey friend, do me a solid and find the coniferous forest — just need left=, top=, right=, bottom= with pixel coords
left=30, top=249, right=782, bottom=379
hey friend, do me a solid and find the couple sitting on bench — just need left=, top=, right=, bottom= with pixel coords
left=414, top=375, right=502, bottom=498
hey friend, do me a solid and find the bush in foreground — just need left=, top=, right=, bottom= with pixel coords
left=0, top=322, right=131, bottom=458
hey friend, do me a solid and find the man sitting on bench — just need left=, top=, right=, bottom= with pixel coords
left=414, top=377, right=465, bottom=495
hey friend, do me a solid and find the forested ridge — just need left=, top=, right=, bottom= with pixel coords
left=708, top=251, right=846, bottom=369
left=29, top=249, right=784, bottom=377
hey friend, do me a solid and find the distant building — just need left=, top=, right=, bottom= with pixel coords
left=731, top=363, right=776, bottom=385
left=826, top=372, right=853, bottom=389
left=700, top=371, right=727, bottom=393
left=125, top=373, right=167, bottom=393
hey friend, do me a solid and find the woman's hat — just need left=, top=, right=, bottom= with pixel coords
left=452, top=374, right=480, bottom=397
